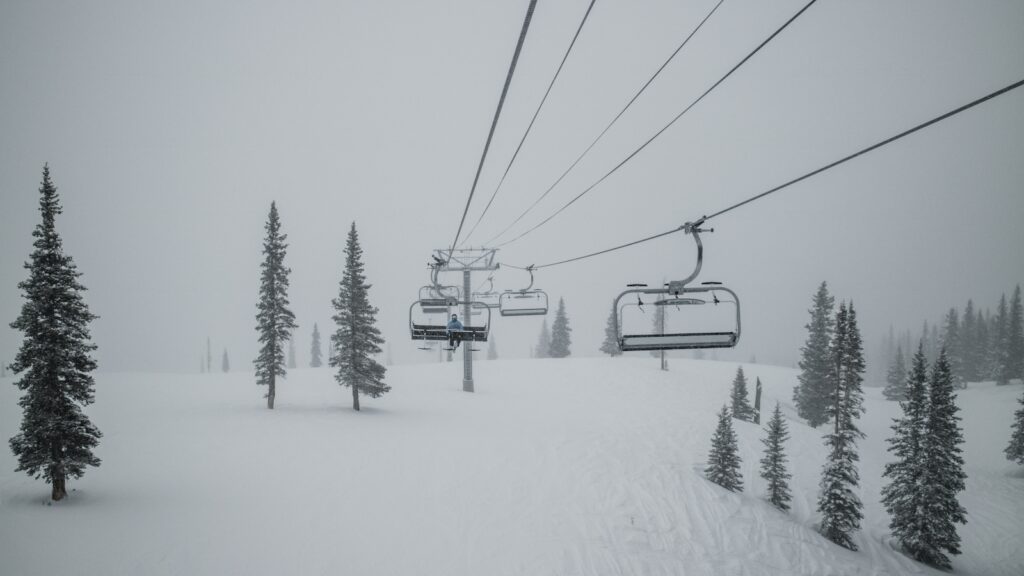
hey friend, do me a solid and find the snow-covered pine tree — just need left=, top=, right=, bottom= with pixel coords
left=535, top=319, right=551, bottom=359
left=253, top=201, right=297, bottom=409
left=961, top=300, right=979, bottom=382
left=817, top=301, right=866, bottom=551
left=310, top=323, right=323, bottom=368
left=600, top=300, right=622, bottom=357
left=9, top=165, right=102, bottom=501
left=881, top=343, right=929, bottom=561
left=487, top=336, right=498, bottom=360
left=1005, top=285, right=1022, bottom=383
left=993, top=294, right=1010, bottom=384
left=1006, top=387, right=1024, bottom=465
left=705, top=404, right=743, bottom=492
left=548, top=297, right=572, bottom=358
left=919, top=320, right=931, bottom=370
left=883, top=345, right=907, bottom=400
left=983, top=306, right=999, bottom=380
left=913, top=348, right=968, bottom=568
left=730, top=366, right=753, bottom=422
left=206, top=337, right=212, bottom=373
left=288, top=337, right=297, bottom=369
left=331, top=223, right=389, bottom=411
left=880, top=325, right=896, bottom=385
left=760, top=403, right=792, bottom=511
left=794, top=281, right=835, bottom=427
left=222, top=349, right=230, bottom=373
left=941, top=307, right=966, bottom=387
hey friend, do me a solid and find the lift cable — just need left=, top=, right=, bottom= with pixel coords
left=482, top=0, right=726, bottom=248
left=501, top=76, right=1024, bottom=271
left=493, top=0, right=817, bottom=249
left=447, top=0, right=539, bottom=262
left=460, top=0, right=599, bottom=247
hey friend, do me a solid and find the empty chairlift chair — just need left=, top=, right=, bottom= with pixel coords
left=498, top=267, right=549, bottom=317
left=613, top=223, right=741, bottom=351
left=471, top=276, right=501, bottom=309
left=418, top=285, right=460, bottom=315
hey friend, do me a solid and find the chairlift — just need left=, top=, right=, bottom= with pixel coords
left=419, top=264, right=461, bottom=314
left=614, top=223, right=741, bottom=351
left=499, top=266, right=549, bottom=317
left=410, top=300, right=491, bottom=343
left=471, top=276, right=501, bottom=309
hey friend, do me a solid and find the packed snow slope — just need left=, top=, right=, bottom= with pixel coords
left=1, top=357, right=1021, bottom=576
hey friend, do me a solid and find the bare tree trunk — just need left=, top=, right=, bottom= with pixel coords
left=51, top=473, right=66, bottom=501
left=268, top=374, right=276, bottom=409
left=352, top=384, right=360, bottom=411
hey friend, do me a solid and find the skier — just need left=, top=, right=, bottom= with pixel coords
left=446, top=313, right=464, bottom=350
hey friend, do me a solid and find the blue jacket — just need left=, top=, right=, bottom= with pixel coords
left=446, top=318, right=464, bottom=332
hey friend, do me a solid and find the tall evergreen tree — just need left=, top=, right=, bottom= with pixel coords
left=487, top=336, right=498, bottom=360
left=973, top=309, right=988, bottom=375
left=222, top=349, right=230, bottom=373
left=883, top=345, right=907, bottom=401
left=535, top=319, right=551, bottom=359
left=705, top=405, right=743, bottom=492
left=206, top=337, right=212, bottom=373
left=795, top=281, right=835, bottom=427
left=730, top=366, right=753, bottom=422
left=817, top=301, right=866, bottom=551
left=881, top=344, right=930, bottom=562
left=253, top=202, right=297, bottom=409
left=310, top=323, right=323, bottom=368
left=993, top=295, right=1010, bottom=384
left=1006, top=388, right=1024, bottom=465
left=1005, top=285, right=1023, bottom=383
left=8, top=165, right=101, bottom=501
left=600, top=300, right=622, bottom=357
left=880, top=325, right=896, bottom=384
left=961, top=301, right=979, bottom=382
left=760, top=403, right=792, bottom=511
left=941, top=308, right=965, bottom=387
left=914, top=349, right=968, bottom=568
left=548, top=297, right=572, bottom=358
left=288, top=337, right=297, bottom=369
left=331, top=223, right=388, bottom=411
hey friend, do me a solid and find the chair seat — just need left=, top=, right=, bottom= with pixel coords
left=619, top=332, right=737, bottom=351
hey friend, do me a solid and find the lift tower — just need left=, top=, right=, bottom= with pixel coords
left=434, top=248, right=499, bottom=392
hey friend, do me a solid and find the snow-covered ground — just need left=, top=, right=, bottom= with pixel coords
left=1, top=357, right=1021, bottom=576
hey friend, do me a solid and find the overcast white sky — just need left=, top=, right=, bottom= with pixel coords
left=1, top=0, right=1022, bottom=377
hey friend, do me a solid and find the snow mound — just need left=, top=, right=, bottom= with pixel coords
left=1, top=357, right=1021, bottom=575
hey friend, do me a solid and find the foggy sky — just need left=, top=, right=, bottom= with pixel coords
left=1, top=0, right=1022, bottom=377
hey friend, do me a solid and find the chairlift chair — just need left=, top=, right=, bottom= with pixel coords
left=418, top=285, right=460, bottom=315
left=471, top=276, right=501, bottom=309
left=410, top=300, right=491, bottom=343
left=498, top=266, right=549, bottom=317
left=613, top=223, right=741, bottom=351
